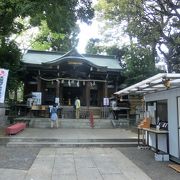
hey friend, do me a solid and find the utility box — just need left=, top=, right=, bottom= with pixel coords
left=154, top=153, right=169, bottom=161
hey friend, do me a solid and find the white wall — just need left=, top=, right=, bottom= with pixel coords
left=145, top=88, right=180, bottom=159
left=148, top=133, right=168, bottom=153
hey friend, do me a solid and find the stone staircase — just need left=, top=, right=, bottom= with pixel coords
left=3, top=117, right=140, bottom=148
left=111, top=119, right=130, bottom=128
left=26, top=118, right=114, bottom=129
left=4, top=137, right=138, bottom=148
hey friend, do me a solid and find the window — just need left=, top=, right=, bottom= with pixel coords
left=146, top=100, right=168, bottom=125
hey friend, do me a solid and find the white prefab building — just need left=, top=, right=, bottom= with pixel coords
left=115, top=73, right=180, bottom=163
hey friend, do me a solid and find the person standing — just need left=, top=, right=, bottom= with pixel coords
left=111, top=99, right=118, bottom=120
left=50, top=104, right=59, bottom=128
left=75, top=97, right=81, bottom=119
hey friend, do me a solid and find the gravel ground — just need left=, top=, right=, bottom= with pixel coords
left=0, top=146, right=40, bottom=170
left=119, top=147, right=180, bottom=180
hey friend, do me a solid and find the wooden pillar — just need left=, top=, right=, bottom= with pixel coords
left=115, top=80, right=118, bottom=92
left=85, top=82, right=90, bottom=107
left=37, top=76, right=41, bottom=92
left=59, top=85, right=63, bottom=104
left=82, top=83, right=86, bottom=106
left=56, top=81, right=60, bottom=98
left=104, top=81, right=108, bottom=97
left=97, top=83, right=102, bottom=106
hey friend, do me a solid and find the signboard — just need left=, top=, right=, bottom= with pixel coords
left=103, top=97, right=109, bottom=106
left=32, top=92, right=42, bottom=105
left=0, top=69, right=9, bottom=103
left=55, top=97, right=59, bottom=104
left=55, top=97, right=60, bottom=107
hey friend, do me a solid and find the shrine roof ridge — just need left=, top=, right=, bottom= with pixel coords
left=24, top=49, right=117, bottom=59
left=21, top=49, right=122, bottom=70
left=25, top=49, right=65, bottom=55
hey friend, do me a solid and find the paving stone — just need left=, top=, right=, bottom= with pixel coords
left=53, top=156, right=76, bottom=175
left=95, top=160, right=123, bottom=174
left=76, top=167, right=103, bottom=180
left=56, top=148, right=73, bottom=155
left=74, top=156, right=95, bottom=168
left=38, top=148, right=57, bottom=156
left=25, top=169, right=52, bottom=180
left=53, top=166, right=76, bottom=175
left=102, top=173, right=129, bottom=180
left=52, top=174, right=77, bottom=180
left=0, top=168, right=27, bottom=180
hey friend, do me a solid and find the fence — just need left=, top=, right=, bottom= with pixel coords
left=61, top=106, right=111, bottom=119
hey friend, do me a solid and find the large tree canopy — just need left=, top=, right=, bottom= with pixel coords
left=0, top=0, right=94, bottom=37
left=0, top=0, right=94, bottom=97
left=31, top=21, right=80, bottom=52
left=0, top=41, right=22, bottom=94
left=96, top=0, right=180, bottom=73
left=121, top=44, right=160, bottom=85
left=85, top=40, right=160, bottom=85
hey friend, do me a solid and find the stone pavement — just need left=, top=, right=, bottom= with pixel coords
left=0, top=147, right=152, bottom=180
left=3, top=128, right=138, bottom=147
left=1, top=128, right=179, bottom=180
left=6, top=128, right=138, bottom=139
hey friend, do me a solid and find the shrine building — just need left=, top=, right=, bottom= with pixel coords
left=21, top=49, right=122, bottom=107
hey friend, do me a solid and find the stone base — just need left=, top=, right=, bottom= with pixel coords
left=154, top=153, right=169, bottom=161
left=0, top=107, right=7, bottom=127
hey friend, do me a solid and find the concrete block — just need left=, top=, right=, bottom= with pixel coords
left=154, top=153, right=169, bottom=161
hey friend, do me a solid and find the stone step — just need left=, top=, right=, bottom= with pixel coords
left=2, top=135, right=138, bottom=147
left=7, top=137, right=138, bottom=143
left=29, top=119, right=113, bottom=129
left=5, top=136, right=138, bottom=147
left=111, top=119, right=130, bottom=128
left=6, top=141, right=138, bottom=148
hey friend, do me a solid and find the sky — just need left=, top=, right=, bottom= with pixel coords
left=77, top=21, right=100, bottom=53
left=76, top=21, right=131, bottom=54
left=13, top=20, right=100, bottom=54
left=77, top=0, right=99, bottom=53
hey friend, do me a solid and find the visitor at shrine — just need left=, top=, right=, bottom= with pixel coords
left=111, top=99, right=118, bottom=119
left=50, top=103, right=59, bottom=128
left=75, top=97, right=81, bottom=119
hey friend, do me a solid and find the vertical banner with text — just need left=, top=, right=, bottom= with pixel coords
left=0, top=69, right=9, bottom=103
left=103, top=97, right=109, bottom=106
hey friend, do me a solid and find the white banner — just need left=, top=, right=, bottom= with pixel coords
left=0, top=69, right=9, bottom=103
left=103, top=97, right=109, bottom=106
left=32, top=92, right=42, bottom=105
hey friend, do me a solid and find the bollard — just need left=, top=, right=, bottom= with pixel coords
left=89, top=112, right=94, bottom=128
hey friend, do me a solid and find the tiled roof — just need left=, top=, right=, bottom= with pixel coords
left=22, top=50, right=64, bottom=64
left=21, top=49, right=122, bottom=70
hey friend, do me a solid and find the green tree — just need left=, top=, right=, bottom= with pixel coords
left=0, top=41, right=22, bottom=98
left=85, top=40, right=160, bottom=85
left=31, top=21, right=80, bottom=52
left=122, top=44, right=160, bottom=85
left=96, top=0, right=180, bottom=72
left=85, top=38, right=104, bottom=54
left=0, top=0, right=94, bottom=101
left=0, top=0, right=94, bottom=36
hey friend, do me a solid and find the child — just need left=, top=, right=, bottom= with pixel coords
left=50, top=104, right=58, bottom=128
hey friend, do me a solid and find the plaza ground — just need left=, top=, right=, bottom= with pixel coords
left=0, top=127, right=179, bottom=179
left=0, top=146, right=179, bottom=180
